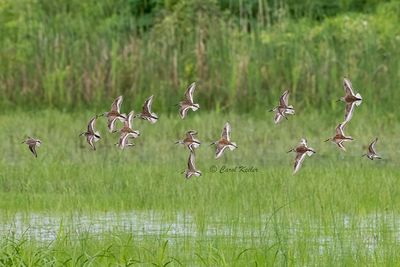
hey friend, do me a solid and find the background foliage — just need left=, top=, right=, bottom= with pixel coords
left=0, top=0, right=399, bottom=113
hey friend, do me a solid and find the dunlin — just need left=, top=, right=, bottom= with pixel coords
left=287, top=138, right=316, bottom=174
left=116, top=111, right=140, bottom=149
left=270, top=90, right=295, bottom=124
left=183, top=151, right=202, bottom=179
left=22, top=137, right=42, bottom=158
left=363, top=138, right=382, bottom=160
left=211, top=122, right=238, bottom=159
left=100, top=96, right=127, bottom=132
left=324, top=123, right=353, bottom=151
left=79, top=116, right=101, bottom=150
left=136, top=95, right=158, bottom=123
left=175, top=130, right=201, bottom=152
left=179, top=82, right=200, bottom=119
left=339, top=78, right=362, bottom=123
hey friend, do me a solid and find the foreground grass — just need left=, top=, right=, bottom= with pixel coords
left=0, top=110, right=399, bottom=265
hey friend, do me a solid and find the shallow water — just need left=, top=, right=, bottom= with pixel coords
left=1, top=211, right=399, bottom=256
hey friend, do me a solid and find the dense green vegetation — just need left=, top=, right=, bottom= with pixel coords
left=1, top=0, right=399, bottom=112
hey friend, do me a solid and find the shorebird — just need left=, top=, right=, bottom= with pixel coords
left=22, top=137, right=42, bottom=158
left=135, top=95, right=158, bottom=123
left=175, top=130, right=201, bottom=152
left=287, top=138, right=316, bottom=174
left=324, top=123, right=353, bottom=151
left=116, top=111, right=140, bottom=149
left=362, top=138, right=382, bottom=160
left=179, top=82, right=200, bottom=119
left=100, top=96, right=126, bottom=132
left=339, top=78, right=362, bottom=123
left=269, top=90, right=295, bottom=124
left=79, top=116, right=101, bottom=150
left=183, top=151, right=202, bottom=179
left=211, top=122, right=238, bottom=159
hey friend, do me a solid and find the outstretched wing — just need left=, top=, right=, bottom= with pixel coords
left=118, top=132, right=130, bottom=149
left=111, top=96, right=123, bottom=113
left=293, top=152, right=306, bottom=174
left=184, top=82, right=196, bottom=103
left=179, top=104, right=190, bottom=119
left=188, top=152, right=196, bottom=170
left=108, top=117, right=118, bottom=132
left=337, top=141, right=346, bottom=151
left=125, top=111, right=134, bottom=129
left=279, top=90, right=290, bottom=106
left=215, top=143, right=229, bottom=159
left=274, top=112, right=284, bottom=124
left=87, top=135, right=96, bottom=150
left=87, top=117, right=96, bottom=133
left=343, top=78, right=355, bottom=96
left=368, top=138, right=378, bottom=154
left=29, top=145, right=37, bottom=157
left=221, top=122, right=231, bottom=141
left=143, top=95, right=154, bottom=114
left=335, top=123, right=345, bottom=136
left=344, top=102, right=356, bottom=123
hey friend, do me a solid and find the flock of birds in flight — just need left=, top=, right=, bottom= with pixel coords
left=21, top=78, right=381, bottom=176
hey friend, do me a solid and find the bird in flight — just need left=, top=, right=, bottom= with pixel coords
left=324, top=123, right=353, bottom=151
left=287, top=138, right=316, bottom=174
left=183, top=151, right=202, bottom=179
left=100, top=96, right=127, bottom=132
left=211, top=122, right=238, bottom=159
left=175, top=130, right=201, bottom=152
left=136, top=95, right=158, bottom=124
left=116, top=111, right=140, bottom=149
left=362, top=138, right=382, bottom=160
left=338, top=78, right=362, bottom=123
left=269, top=90, right=295, bottom=124
left=179, top=82, right=200, bottom=119
left=79, top=116, right=101, bottom=150
left=22, top=137, right=42, bottom=158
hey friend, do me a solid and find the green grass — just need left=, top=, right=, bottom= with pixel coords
left=0, top=110, right=399, bottom=265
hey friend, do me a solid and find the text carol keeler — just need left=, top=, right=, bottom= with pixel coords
left=210, top=165, right=258, bottom=173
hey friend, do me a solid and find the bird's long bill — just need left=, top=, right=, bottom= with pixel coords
left=287, top=149, right=293, bottom=153
left=324, top=138, right=330, bottom=142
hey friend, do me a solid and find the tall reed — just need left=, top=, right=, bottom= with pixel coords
left=0, top=0, right=399, bottom=113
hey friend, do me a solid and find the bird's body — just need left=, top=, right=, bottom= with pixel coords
left=176, top=130, right=201, bottom=152
left=270, top=90, right=295, bottom=124
left=22, top=137, right=42, bottom=158
left=340, top=78, right=362, bottom=123
left=325, top=123, right=353, bottom=151
left=136, top=95, right=158, bottom=124
left=101, top=96, right=126, bottom=132
left=184, top=151, right=202, bottom=179
left=117, top=111, right=140, bottom=149
left=211, top=122, right=238, bottom=159
left=363, top=138, right=382, bottom=160
left=80, top=116, right=101, bottom=150
left=179, top=82, right=200, bottom=119
left=287, top=138, right=316, bottom=174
